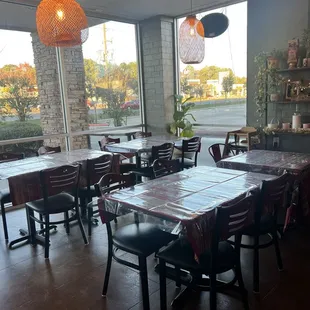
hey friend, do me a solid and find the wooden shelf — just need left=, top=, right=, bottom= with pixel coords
left=270, top=100, right=310, bottom=104
left=264, top=127, right=310, bottom=135
left=277, top=67, right=310, bottom=80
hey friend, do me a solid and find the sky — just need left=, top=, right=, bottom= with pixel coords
left=0, top=1, right=247, bottom=77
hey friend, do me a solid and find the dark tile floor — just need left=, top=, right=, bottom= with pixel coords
left=1, top=209, right=310, bottom=310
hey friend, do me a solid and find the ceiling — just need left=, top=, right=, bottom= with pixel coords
left=0, top=0, right=243, bottom=32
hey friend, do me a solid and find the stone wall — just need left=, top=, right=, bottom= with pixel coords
left=31, top=33, right=89, bottom=150
left=140, top=16, right=175, bottom=134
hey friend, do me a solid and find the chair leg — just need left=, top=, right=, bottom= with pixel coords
left=102, top=224, right=113, bottom=297
left=159, top=259, right=167, bottom=310
left=1, top=200, right=8, bottom=240
left=76, top=207, right=88, bottom=245
left=210, top=270, right=217, bottom=310
left=44, top=214, right=50, bottom=259
left=64, top=211, right=70, bottom=234
left=80, top=197, right=87, bottom=218
left=253, top=235, right=260, bottom=293
left=235, top=262, right=249, bottom=310
left=175, top=266, right=181, bottom=288
left=138, top=256, right=150, bottom=310
left=272, top=227, right=283, bottom=271
left=39, top=214, right=44, bottom=231
left=114, top=218, right=118, bottom=224
left=88, top=207, right=93, bottom=237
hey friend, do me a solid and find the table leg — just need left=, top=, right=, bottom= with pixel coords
left=135, top=153, right=142, bottom=183
left=9, top=208, right=55, bottom=249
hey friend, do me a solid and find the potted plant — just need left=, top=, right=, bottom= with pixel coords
left=301, top=28, right=310, bottom=66
left=268, top=68, right=283, bottom=102
left=169, top=95, right=196, bottom=137
left=267, top=49, right=284, bottom=69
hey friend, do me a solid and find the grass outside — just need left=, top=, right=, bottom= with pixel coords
left=192, top=99, right=246, bottom=110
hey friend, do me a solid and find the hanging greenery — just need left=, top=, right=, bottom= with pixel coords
left=254, top=52, right=269, bottom=128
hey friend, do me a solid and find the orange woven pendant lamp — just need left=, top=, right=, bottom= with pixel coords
left=36, top=0, right=89, bottom=47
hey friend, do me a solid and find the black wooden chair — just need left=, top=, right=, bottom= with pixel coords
left=177, top=136, right=201, bottom=170
left=208, top=143, right=235, bottom=164
left=98, top=137, right=136, bottom=174
left=95, top=173, right=176, bottom=310
left=131, top=143, right=175, bottom=180
left=157, top=194, right=256, bottom=310
left=238, top=173, right=291, bottom=293
left=0, top=152, right=25, bottom=240
left=79, top=154, right=114, bottom=236
left=25, top=164, right=88, bottom=259
left=152, top=159, right=181, bottom=179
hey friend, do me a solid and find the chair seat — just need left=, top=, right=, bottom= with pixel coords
left=0, top=188, right=11, bottom=204
left=178, top=157, right=195, bottom=168
left=26, top=192, right=75, bottom=214
left=113, top=223, right=175, bottom=256
left=242, top=214, right=274, bottom=236
left=157, top=240, right=236, bottom=274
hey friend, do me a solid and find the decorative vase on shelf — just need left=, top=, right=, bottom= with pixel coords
left=270, top=93, right=280, bottom=102
left=292, top=112, right=301, bottom=129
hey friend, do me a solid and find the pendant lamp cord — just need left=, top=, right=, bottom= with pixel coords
left=190, top=0, right=193, bottom=14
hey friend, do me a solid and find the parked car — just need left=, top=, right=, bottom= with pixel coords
left=121, top=100, right=140, bottom=110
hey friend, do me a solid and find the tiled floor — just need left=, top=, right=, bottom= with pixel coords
left=1, top=209, right=310, bottom=310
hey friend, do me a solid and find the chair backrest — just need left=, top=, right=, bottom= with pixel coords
left=151, top=142, right=174, bottom=162
left=0, top=152, right=25, bottom=163
left=134, top=131, right=152, bottom=139
left=208, top=143, right=225, bottom=163
left=98, top=137, right=120, bottom=151
left=259, top=172, right=291, bottom=217
left=182, top=136, right=201, bottom=153
left=40, top=164, right=80, bottom=203
left=152, top=159, right=181, bottom=179
left=86, top=154, right=113, bottom=187
left=38, top=146, right=61, bottom=155
left=216, top=194, right=256, bottom=241
left=181, top=136, right=201, bottom=167
left=95, top=173, right=135, bottom=197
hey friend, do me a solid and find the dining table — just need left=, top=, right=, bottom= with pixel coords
left=1, top=149, right=119, bottom=248
left=104, top=134, right=182, bottom=168
left=216, top=150, right=310, bottom=175
left=92, top=165, right=275, bottom=305
left=217, top=149, right=310, bottom=226
left=89, top=127, right=143, bottom=141
left=95, top=166, right=275, bottom=259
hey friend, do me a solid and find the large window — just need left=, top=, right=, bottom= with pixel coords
left=0, top=26, right=65, bottom=154
left=0, top=2, right=142, bottom=154
left=81, top=20, right=141, bottom=149
left=177, top=1, right=247, bottom=134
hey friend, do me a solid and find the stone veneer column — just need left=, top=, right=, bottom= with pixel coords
left=139, top=16, right=175, bottom=134
left=31, top=33, right=89, bottom=150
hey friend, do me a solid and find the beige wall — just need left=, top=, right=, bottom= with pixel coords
left=247, top=0, right=309, bottom=126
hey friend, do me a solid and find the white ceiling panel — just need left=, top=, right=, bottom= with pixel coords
left=0, top=0, right=244, bottom=31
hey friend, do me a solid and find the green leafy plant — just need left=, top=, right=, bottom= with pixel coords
left=301, top=29, right=310, bottom=57
left=170, top=95, right=196, bottom=138
left=0, top=121, right=43, bottom=153
left=254, top=52, right=269, bottom=127
left=270, top=48, right=284, bottom=59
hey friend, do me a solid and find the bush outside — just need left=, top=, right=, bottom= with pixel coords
left=0, top=121, right=43, bottom=154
